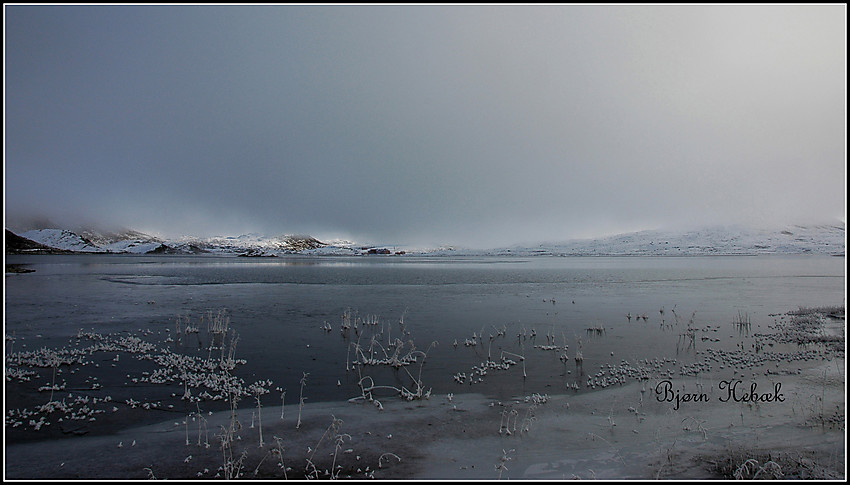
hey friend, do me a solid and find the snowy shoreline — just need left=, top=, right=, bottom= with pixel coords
left=5, top=364, right=845, bottom=480
left=5, top=305, right=845, bottom=479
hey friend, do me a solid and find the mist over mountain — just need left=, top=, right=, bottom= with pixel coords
left=498, top=222, right=846, bottom=257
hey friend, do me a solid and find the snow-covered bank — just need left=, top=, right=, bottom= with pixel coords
left=5, top=367, right=845, bottom=480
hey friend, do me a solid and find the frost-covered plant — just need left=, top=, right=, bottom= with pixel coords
left=500, top=349, right=526, bottom=378
left=378, top=452, right=401, bottom=470
left=278, top=389, right=286, bottom=422
left=345, top=314, right=437, bottom=404
left=574, top=336, right=584, bottom=364
left=681, top=416, right=708, bottom=440
left=499, top=408, right=519, bottom=436
left=733, top=310, right=751, bottom=329
left=304, top=415, right=351, bottom=479
left=218, top=385, right=245, bottom=479
left=296, top=372, right=308, bottom=429
left=248, top=380, right=272, bottom=447
left=496, top=448, right=514, bottom=479
left=194, top=402, right=210, bottom=448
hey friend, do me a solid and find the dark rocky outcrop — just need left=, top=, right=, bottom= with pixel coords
left=5, top=229, right=72, bottom=254
left=282, top=235, right=326, bottom=251
left=145, top=243, right=209, bottom=255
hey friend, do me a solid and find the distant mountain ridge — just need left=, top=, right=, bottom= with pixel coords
left=183, top=233, right=328, bottom=255
left=4, top=222, right=846, bottom=257
left=498, top=223, right=846, bottom=257
left=6, top=228, right=336, bottom=256
left=15, top=228, right=165, bottom=254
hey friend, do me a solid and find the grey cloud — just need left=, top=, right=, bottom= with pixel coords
left=4, top=5, right=845, bottom=247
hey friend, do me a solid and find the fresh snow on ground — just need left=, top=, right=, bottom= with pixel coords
left=100, top=240, right=165, bottom=254
left=20, top=229, right=103, bottom=253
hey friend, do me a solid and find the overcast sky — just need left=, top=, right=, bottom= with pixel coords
left=4, top=4, right=846, bottom=247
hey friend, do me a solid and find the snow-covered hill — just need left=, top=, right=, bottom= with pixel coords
left=6, top=222, right=845, bottom=257
left=500, top=223, right=846, bottom=257
left=18, top=228, right=169, bottom=254
left=20, top=229, right=104, bottom=253
left=176, top=234, right=329, bottom=256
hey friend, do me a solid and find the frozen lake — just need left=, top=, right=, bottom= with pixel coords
left=4, top=253, right=846, bottom=479
left=4, top=253, right=845, bottom=402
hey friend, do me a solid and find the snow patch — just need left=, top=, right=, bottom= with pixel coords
left=20, top=229, right=103, bottom=253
